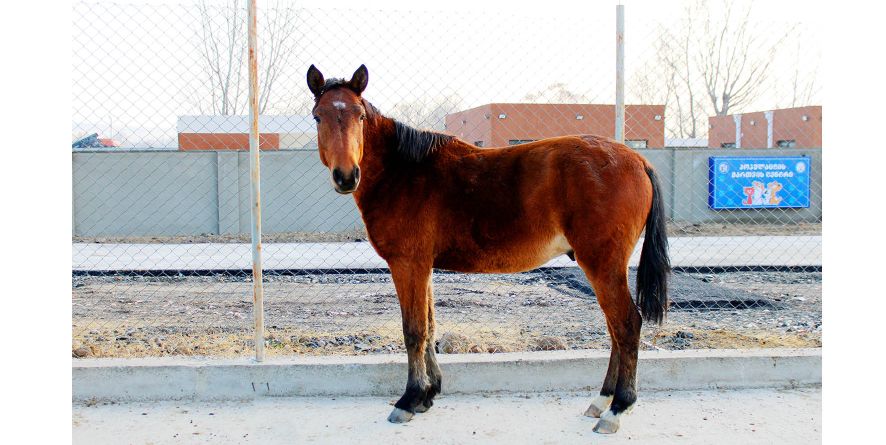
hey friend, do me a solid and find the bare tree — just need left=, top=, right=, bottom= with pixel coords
left=695, top=0, right=791, bottom=116
left=190, top=0, right=296, bottom=115
left=523, top=83, right=594, bottom=103
left=635, top=0, right=799, bottom=139
left=256, top=4, right=296, bottom=113
left=632, top=17, right=704, bottom=139
left=389, top=94, right=465, bottom=131
left=280, top=95, right=316, bottom=117
left=789, top=39, right=819, bottom=108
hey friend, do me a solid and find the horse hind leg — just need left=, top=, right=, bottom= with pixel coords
left=595, top=274, right=642, bottom=434
left=584, top=330, right=618, bottom=418
left=574, top=254, right=642, bottom=434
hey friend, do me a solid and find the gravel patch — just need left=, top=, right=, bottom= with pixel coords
left=72, top=270, right=821, bottom=358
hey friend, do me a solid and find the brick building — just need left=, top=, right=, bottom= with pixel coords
left=444, top=103, right=665, bottom=149
left=707, top=105, right=822, bottom=149
left=177, top=115, right=316, bottom=150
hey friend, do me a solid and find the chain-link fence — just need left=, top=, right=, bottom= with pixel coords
left=72, top=0, right=822, bottom=359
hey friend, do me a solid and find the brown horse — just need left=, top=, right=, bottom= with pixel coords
left=306, top=65, right=670, bottom=434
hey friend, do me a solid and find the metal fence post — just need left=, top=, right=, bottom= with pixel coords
left=247, top=0, right=265, bottom=362
left=615, top=4, right=625, bottom=144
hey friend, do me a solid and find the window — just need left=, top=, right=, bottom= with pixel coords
left=777, top=139, right=797, bottom=148
left=625, top=140, right=647, bottom=149
left=721, top=142, right=736, bottom=148
left=508, top=139, right=535, bottom=145
left=474, top=141, right=484, bottom=147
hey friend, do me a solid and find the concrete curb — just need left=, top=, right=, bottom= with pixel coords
left=72, top=348, right=820, bottom=402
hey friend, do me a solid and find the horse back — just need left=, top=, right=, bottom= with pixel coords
left=423, top=135, right=652, bottom=272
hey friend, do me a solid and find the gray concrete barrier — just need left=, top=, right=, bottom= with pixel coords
left=72, top=148, right=821, bottom=237
left=72, top=348, right=820, bottom=402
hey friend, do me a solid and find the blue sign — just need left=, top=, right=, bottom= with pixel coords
left=708, top=156, right=811, bottom=209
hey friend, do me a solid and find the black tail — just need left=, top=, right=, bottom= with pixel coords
left=636, top=166, right=671, bottom=324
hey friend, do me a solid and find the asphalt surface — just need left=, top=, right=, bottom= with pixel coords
left=72, top=387, right=821, bottom=444
left=550, top=268, right=794, bottom=308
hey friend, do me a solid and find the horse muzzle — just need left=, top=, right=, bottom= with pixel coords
left=332, top=166, right=360, bottom=194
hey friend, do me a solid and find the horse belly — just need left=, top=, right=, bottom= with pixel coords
left=435, top=232, right=572, bottom=273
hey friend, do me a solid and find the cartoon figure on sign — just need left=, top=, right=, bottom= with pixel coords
left=743, top=181, right=766, bottom=205
left=743, top=180, right=783, bottom=206
left=764, top=181, right=783, bottom=205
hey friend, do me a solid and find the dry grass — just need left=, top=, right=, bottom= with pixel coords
left=646, top=326, right=821, bottom=350
left=667, top=222, right=821, bottom=237
left=72, top=324, right=820, bottom=359
left=72, top=271, right=821, bottom=359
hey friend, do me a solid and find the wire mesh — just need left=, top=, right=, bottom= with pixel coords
left=72, top=0, right=822, bottom=359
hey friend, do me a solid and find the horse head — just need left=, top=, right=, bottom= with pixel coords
left=307, top=64, right=370, bottom=194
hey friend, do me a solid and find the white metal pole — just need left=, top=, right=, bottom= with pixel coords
left=615, top=4, right=625, bottom=144
left=247, top=0, right=264, bottom=362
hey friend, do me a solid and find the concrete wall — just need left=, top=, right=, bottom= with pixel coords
left=72, top=147, right=822, bottom=237
left=73, top=150, right=363, bottom=237
left=73, top=151, right=221, bottom=236
left=666, top=147, right=822, bottom=223
left=233, top=151, right=363, bottom=234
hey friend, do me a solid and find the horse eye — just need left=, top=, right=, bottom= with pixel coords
left=313, top=116, right=320, bottom=123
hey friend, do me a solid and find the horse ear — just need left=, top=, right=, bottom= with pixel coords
left=307, top=64, right=325, bottom=97
left=349, top=64, right=369, bottom=95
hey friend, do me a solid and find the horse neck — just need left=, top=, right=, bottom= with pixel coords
left=353, top=114, right=397, bottom=206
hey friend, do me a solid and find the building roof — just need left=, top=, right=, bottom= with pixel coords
left=709, top=105, right=822, bottom=119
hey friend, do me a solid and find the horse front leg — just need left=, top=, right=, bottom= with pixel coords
left=387, top=261, right=433, bottom=423
left=416, top=282, right=442, bottom=413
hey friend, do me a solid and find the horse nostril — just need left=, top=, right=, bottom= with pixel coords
left=332, top=168, right=345, bottom=186
left=353, top=167, right=361, bottom=182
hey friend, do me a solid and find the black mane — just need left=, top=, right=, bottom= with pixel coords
left=317, top=81, right=455, bottom=163
left=393, top=120, right=454, bottom=163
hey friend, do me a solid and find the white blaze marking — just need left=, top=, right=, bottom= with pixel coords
left=332, top=101, right=347, bottom=110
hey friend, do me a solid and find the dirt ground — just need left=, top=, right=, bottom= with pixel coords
left=73, top=388, right=822, bottom=444
left=72, top=269, right=821, bottom=358
left=72, top=222, right=820, bottom=244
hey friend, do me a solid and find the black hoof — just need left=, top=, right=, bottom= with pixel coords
left=414, top=400, right=431, bottom=413
left=394, top=382, right=434, bottom=415
left=415, top=383, right=438, bottom=413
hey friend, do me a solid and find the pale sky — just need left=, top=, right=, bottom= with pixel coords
left=72, top=0, right=822, bottom=147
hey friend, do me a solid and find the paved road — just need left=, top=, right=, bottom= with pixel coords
left=73, top=236, right=821, bottom=271
left=72, top=387, right=821, bottom=444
